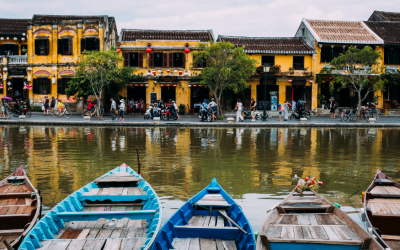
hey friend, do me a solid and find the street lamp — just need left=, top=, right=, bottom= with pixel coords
left=262, top=63, right=270, bottom=121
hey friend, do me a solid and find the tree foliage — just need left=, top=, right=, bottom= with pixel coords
left=192, top=41, right=257, bottom=116
left=65, top=50, right=132, bottom=117
left=328, top=46, right=385, bottom=120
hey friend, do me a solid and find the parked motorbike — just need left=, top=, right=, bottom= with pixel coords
left=242, top=110, right=262, bottom=120
left=13, top=102, right=32, bottom=118
left=162, top=106, right=178, bottom=121
left=289, top=108, right=311, bottom=120
left=144, top=106, right=154, bottom=120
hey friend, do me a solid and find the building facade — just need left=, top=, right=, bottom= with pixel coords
left=0, top=18, right=30, bottom=100
left=118, top=29, right=214, bottom=110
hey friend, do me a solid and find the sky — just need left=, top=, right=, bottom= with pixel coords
left=1, top=0, right=399, bottom=39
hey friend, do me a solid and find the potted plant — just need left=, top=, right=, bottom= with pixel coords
left=256, top=66, right=264, bottom=75
left=178, top=104, right=186, bottom=115
left=317, top=94, right=327, bottom=109
left=269, top=65, right=281, bottom=74
left=289, top=67, right=295, bottom=74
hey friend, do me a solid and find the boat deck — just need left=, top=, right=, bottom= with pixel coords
left=370, top=185, right=400, bottom=198
left=186, top=215, right=225, bottom=227
left=171, top=238, right=237, bottom=250
left=367, top=198, right=400, bottom=215
left=196, top=194, right=230, bottom=207
left=0, top=181, right=36, bottom=250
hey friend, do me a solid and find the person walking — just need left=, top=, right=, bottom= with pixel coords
left=329, top=97, right=337, bottom=119
left=50, top=97, right=55, bottom=116
left=0, top=100, right=5, bottom=119
left=44, top=96, right=50, bottom=116
left=110, top=98, right=116, bottom=121
left=209, top=98, right=217, bottom=122
left=278, top=103, right=283, bottom=121
left=119, top=99, right=125, bottom=122
left=173, top=101, right=179, bottom=120
left=235, top=98, right=243, bottom=122
left=250, top=98, right=257, bottom=122
left=283, top=100, right=290, bottom=121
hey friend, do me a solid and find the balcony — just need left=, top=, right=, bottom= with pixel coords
left=7, top=55, right=28, bottom=65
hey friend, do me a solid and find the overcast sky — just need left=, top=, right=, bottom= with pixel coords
left=1, top=0, right=399, bottom=39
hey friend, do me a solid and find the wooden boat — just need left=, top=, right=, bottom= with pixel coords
left=18, top=163, right=161, bottom=250
left=364, top=169, right=400, bottom=249
left=152, top=177, right=255, bottom=250
left=0, top=165, right=41, bottom=250
left=256, top=190, right=384, bottom=250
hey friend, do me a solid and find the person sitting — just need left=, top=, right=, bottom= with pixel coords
left=87, top=100, right=95, bottom=116
left=153, top=103, right=158, bottom=118
left=200, top=99, right=209, bottom=121
left=57, top=99, right=65, bottom=116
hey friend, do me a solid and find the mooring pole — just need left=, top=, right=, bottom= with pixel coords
left=136, top=146, right=141, bottom=175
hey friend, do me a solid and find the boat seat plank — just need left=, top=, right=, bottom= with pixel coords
left=189, top=238, right=200, bottom=250
left=301, top=226, right=312, bottom=239
left=265, top=226, right=282, bottom=238
left=200, top=238, right=217, bottom=250
left=375, top=179, right=395, bottom=185
left=323, top=226, right=340, bottom=240
left=281, top=205, right=332, bottom=210
left=283, top=199, right=323, bottom=205
left=292, top=191, right=315, bottom=196
left=0, top=193, right=31, bottom=199
left=96, top=229, right=113, bottom=238
left=77, top=229, right=91, bottom=239
left=86, top=228, right=100, bottom=238
left=315, top=214, right=338, bottom=225
left=281, top=225, right=294, bottom=239
left=132, top=237, right=147, bottom=250
left=82, top=238, right=106, bottom=250
left=188, top=215, right=201, bottom=226
left=38, top=239, right=72, bottom=250
left=293, top=226, right=303, bottom=239
left=172, top=237, right=191, bottom=249
left=309, top=226, right=329, bottom=240
left=337, top=226, right=363, bottom=241
left=385, top=240, right=400, bottom=250
left=384, top=186, right=400, bottom=195
left=208, top=216, right=217, bottom=227
left=215, top=239, right=224, bottom=250
left=222, top=240, right=237, bottom=250
left=110, top=228, right=122, bottom=238
left=103, top=238, right=122, bottom=250
left=60, top=229, right=83, bottom=239
left=94, top=176, right=142, bottom=184
left=331, top=226, right=351, bottom=240
left=193, top=216, right=209, bottom=227
left=120, top=229, right=130, bottom=238
left=66, top=239, right=86, bottom=250
left=296, top=214, right=311, bottom=225
left=381, top=234, right=400, bottom=240
left=202, top=216, right=211, bottom=226
left=279, top=214, right=298, bottom=225
left=216, top=216, right=224, bottom=227
left=119, top=238, right=136, bottom=250
left=368, top=198, right=400, bottom=204
left=86, top=188, right=100, bottom=196
left=196, top=200, right=231, bottom=207
left=371, top=186, right=389, bottom=194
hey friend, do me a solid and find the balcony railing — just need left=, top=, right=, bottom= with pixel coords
left=293, top=63, right=305, bottom=70
left=8, top=55, right=28, bottom=65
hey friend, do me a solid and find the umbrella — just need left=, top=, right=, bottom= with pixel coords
left=1, top=97, right=12, bottom=100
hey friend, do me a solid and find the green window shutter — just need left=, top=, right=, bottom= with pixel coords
left=33, top=79, right=38, bottom=94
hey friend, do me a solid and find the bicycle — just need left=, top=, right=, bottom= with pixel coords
left=366, top=109, right=379, bottom=122
left=348, top=109, right=357, bottom=122
left=339, top=109, right=351, bottom=122
left=53, top=105, right=72, bottom=118
left=82, top=105, right=104, bottom=119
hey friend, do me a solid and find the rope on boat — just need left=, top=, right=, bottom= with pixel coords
left=347, top=177, right=374, bottom=199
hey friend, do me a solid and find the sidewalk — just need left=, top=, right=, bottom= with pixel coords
left=0, top=113, right=399, bottom=127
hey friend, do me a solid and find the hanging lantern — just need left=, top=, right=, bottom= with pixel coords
left=309, top=80, right=313, bottom=83
left=146, top=48, right=152, bottom=53
left=188, top=85, right=192, bottom=88
left=193, top=85, right=197, bottom=87
left=288, top=79, right=292, bottom=83
left=116, top=48, right=122, bottom=52
left=0, top=84, right=3, bottom=89
left=179, top=71, right=183, bottom=75
left=161, top=84, right=164, bottom=87
left=67, top=97, right=70, bottom=101
left=152, top=71, right=156, bottom=76
left=167, top=84, right=170, bottom=87
left=184, top=48, right=190, bottom=54
left=135, top=84, right=138, bottom=87
left=198, top=85, right=202, bottom=87
left=167, top=70, right=171, bottom=74
left=72, top=96, right=76, bottom=101
left=140, top=84, right=144, bottom=87
left=173, top=84, right=177, bottom=87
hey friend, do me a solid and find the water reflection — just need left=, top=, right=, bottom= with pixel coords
left=0, top=126, right=399, bottom=231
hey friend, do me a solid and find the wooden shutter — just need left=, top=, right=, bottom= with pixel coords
left=57, top=79, right=64, bottom=94
left=286, top=86, right=292, bottom=102
left=138, top=52, right=143, bottom=68
left=181, top=53, right=185, bottom=68
left=149, top=53, right=154, bottom=67
left=81, top=39, right=86, bottom=53
left=45, top=39, right=50, bottom=55
left=169, top=53, right=173, bottom=67
left=34, top=40, right=40, bottom=55
left=95, top=38, right=100, bottom=51
left=68, top=38, right=73, bottom=55
left=123, top=53, right=129, bottom=66
left=57, top=39, right=62, bottom=54
left=14, top=45, right=19, bottom=55
left=305, top=86, right=311, bottom=110
left=163, top=53, right=168, bottom=67
left=394, top=48, right=400, bottom=64
left=33, top=79, right=38, bottom=94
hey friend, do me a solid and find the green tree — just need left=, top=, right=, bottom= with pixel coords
left=329, top=46, right=385, bottom=120
left=65, top=50, right=132, bottom=118
left=192, top=41, right=257, bottom=116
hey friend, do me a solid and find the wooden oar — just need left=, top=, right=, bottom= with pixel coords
left=218, top=210, right=247, bottom=234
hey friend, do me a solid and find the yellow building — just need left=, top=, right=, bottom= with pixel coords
left=217, top=36, right=316, bottom=111
left=295, top=19, right=384, bottom=109
left=26, top=14, right=118, bottom=107
left=0, top=18, right=30, bottom=100
left=118, top=29, right=214, bottom=111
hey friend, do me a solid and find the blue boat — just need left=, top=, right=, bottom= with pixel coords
left=152, top=178, right=255, bottom=250
left=256, top=190, right=384, bottom=250
left=18, top=163, right=161, bottom=250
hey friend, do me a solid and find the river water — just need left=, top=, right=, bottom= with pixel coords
left=1, top=126, right=399, bottom=232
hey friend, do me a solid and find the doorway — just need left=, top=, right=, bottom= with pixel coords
left=191, top=86, right=209, bottom=110
left=127, top=85, right=146, bottom=104
left=7, top=78, right=25, bottom=101
left=256, top=85, right=279, bottom=110
left=161, top=85, right=176, bottom=103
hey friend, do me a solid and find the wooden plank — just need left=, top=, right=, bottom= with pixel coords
left=188, top=215, right=201, bottom=226
left=91, top=206, right=106, bottom=212
left=103, top=219, right=118, bottom=229
left=209, top=216, right=217, bottom=227
left=96, top=229, right=113, bottom=238
left=201, top=194, right=226, bottom=201
left=215, top=238, right=224, bottom=250
left=387, top=203, right=400, bottom=214
left=0, top=229, right=24, bottom=235
left=294, top=226, right=303, bottom=239
left=383, top=186, right=400, bottom=195
left=120, top=229, right=128, bottom=238
left=110, top=229, right=122, bottom=238
left=193, top=216, right=208, bottom=227
left=83, top=239, right=106, bottom=250
left=87, top=188, right=100, bottom=195
left=103, top=238, right=122, bottom=250
left=94, top=177, right=141, bottom=184
left=127, top=219, right=143, bottom=229
left=292, top=191, right=315, bottom=196
left=200, top=238, right=217, bottom=250
left=382, top=234, right=400, bottom=240
left=135, top=229, right=145, bottom=237
left=109, top=187, right=123, bottom=196
left=99, top=188, right=110, bottom=196
left=172, top=237, right=191, bottom=249
left=132, top=237, right=147, bottom=250
left=281, top=226, right=294, bottom=239
left=189, top=238, right=200, bottom=250
left=309, top=226, right=329, bottom=240
left=60, top=229, right=83, bottom=239
left=296, top=214, right=310, bottom=225
left=374, top=203, right=389, bottom=214
left=332, top=226, right=351, bottom=240
left=202, top=216, right=211, bottom=226
left=48, top=240, right=72, bottom=250
left=338, top=226, right=363, bottom=241
left=267, top=238, right=363, bottom=245
left=66, top=239, right=86, bottom=250
left=222, top=240, right=237, bottom=250
left=216, top=216, right=224, bottom=227
left=329, top=214, right=345, bottom=225
left=324, top=226, right=340, bottom=240
left=301, top=226, right=312, bottom=239
left=265, top=226, right=282, bottom=238
left=77, top=229, right=91, bottom=239
left=196, top=201, right=230, bottom=206
left=125, top=229, right=136, bottom=238
left=382, top=203, right=394, bottom=214
left=279, top=215, right=298, bottom=225
left=5, top=206, right=19, bottom=215
left=115, top=218, right=129, bottom=228
left=94, top=218, right=107, bottom=229
left=315, top=214, right=336, bottom=225
left=120, top=238, right=137, bottom=250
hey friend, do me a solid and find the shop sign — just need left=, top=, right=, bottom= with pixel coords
left=158, top=76, right=179, bottom=82
left=8, top=68, right=27, bottom=76
left=259, top=78, right=276, bottom=85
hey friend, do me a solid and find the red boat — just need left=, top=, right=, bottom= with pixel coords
left=0, top=166, right=41, bottom=249
left=364, top=169, right=400, bottom=249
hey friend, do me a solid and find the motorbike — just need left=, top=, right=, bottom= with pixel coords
left=200, top=109, right=212, bottom=122
left=242, top=110, right=262, bottom=120
left=289, top=108, right=311, bottom=120
left=161, top=106, right=178, bottom=121
left=13, top=103, right=32, bottom=118
left=144, top=106, right=154, bottom=120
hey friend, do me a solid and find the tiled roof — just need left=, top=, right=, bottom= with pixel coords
left=370, top=11, right=400, bottom=21
left=364, top=21, right=400, bottom=45
left=32, top=14, right=107, bottom=23
left=217, top=36, right=315, bottom=54
left=120, top=29, right=214, bottom=42
left=303, top=19, right=383, bottom=44
left=0, top=18, right=30, bottom=35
